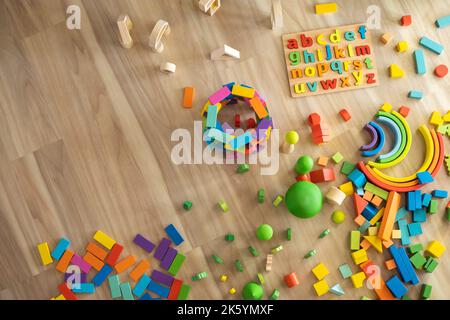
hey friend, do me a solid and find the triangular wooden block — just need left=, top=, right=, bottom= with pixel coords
left=389, top=64, right=404, bottom=78
left=364, top=235, right=383, bottom=253
left=353, top=194, right=368, bottom=217
left=330, top=284, right=345, bottom=296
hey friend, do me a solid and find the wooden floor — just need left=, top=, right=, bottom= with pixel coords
left=0, top=0, right=449, bottom=300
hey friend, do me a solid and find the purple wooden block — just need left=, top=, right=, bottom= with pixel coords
left=71, top=254, right=91, bottom=273
left=151, top=270, right=174, bottom=287
left=65, top=271, right=87, bottom=283
left=154, top=238, right=171, bottom=260
left=160, top=247, right=177, bottom=270
left=133, top=234, right=155, bottom=253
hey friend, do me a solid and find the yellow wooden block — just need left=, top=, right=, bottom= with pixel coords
left=392, top=229, right=402, bottom=239
left=220, top=274, right=228, bottom=282
left=351, top=249, right=368, bottom=265
left=93, top=230, right=116, bottom=250
left=338, top=181, right=354, bottom=196
left=37, top=242, right=53, bottom=266
left=443, top=111, right=450, bottom=122
left=426, top=240, right=446, bottom=258
left=380, top=103, right=393, bottom=112
left=368, top=227, right=378, bottom=236
left=54, top=294, right=66, bottom=300
left=315, top=2, right=337, bottom=14
left=370, top=208, right=384, bottom=225
left=350, top=272, right=366, bottom=288
left=389, top=64, right=404, bottom=78
left=231, top=85, right=255, bottom=99
left=396, top=41, right=408, bottom=53
left=429, top=111, right=444, bottom=126
left=363, top=235, right=383, bottom=253
left=313, top=279, right=329, bottom=296
left=312, top=263, right=329, bottom=280
left=229, top=288, right=236, bottom=294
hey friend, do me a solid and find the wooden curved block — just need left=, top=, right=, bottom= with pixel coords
left=199, top=0, right=221, bottom=16
left=160, top=62, right=176, bottom=74
left=149, top=20, right=171, bottom=53
left=361, top=121, right=385, bottom=157
left=117, top=15, right=133, bottom=49
left=360, top=123, right=378, bottom=151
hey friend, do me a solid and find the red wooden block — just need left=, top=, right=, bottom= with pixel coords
left=434, top=64, right=448, bottom=78
left=106, top=243, right=123, bottom=266
left=296, top=173, right=311, bottom=182
left=339, top=109, right=352, bottom=121
left=284, top=272, right=300, bottom=288
left=308, top=113, right=321, bottom=127
left=353, top=194, right=368, bottom=217
left=309, top=168, right=335, bottom=183
left=247, top=118, right=256, bottom=129
left=58, top=283, right=77, bottom=300
left=235, top=114, right=241, bottom=128
left=399, top=106, right=410, bottom=118
left=168, top=279, right=183, bottom=300
left=400, top=15, right=412, bottom=26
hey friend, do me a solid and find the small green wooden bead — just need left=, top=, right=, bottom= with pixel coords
left=269, top=289, right=280, bottom=300
left=257, top=189, right=265, bottom=203
left=225, top=233, right=235, bottom=242
left=286, top=228, right=292, bottom=240
left=235, top=260, right=244, bottom=272
left=212, top=254, right=224, bottom=264
left=272, top=195, right=283, bottom=207
left=237, top=164, right=250, bottom=173
left=304, top=249, right=317, bottom=259
left=218, top=200, right=229, bottom=212
left=183, top=201, right=193, bottom=211
left=319, top=228, right=330, bottom=238
left=271, top=245, right=283, bottom=254
left=248, top=246, right=259, bottom=257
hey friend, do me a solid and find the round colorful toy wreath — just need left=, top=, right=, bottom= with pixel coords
left=201, top=82, right=273, bottom=154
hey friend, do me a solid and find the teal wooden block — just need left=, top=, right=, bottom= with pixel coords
left=206, top=104, right=218, bottom=128
left=436, top=15, right=450, bottom=28
left=419, top=36, right=444, bottom=55
left=108, top=275, right=122, bottom=299
left=408, top=90, right=423, bottom=99
left=413, top=50, right=426, bottom=74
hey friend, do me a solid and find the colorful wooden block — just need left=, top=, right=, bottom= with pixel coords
left=436, top=15, right=450, bottom=28
left=284, top=272, right=300, bottom=288
left=380, top=33, right=392, bottom=44
left=51, top=238, right=70, bottom=261
left=72, top=283, right=95, bottom=294
left=129, top=259, right=151, bottom=282
left=312, top=263, right=329, bottom=280
left=385, top=259, right=397, bottom=270
left=183, top=87, right=195, bottom=108
left=317, top=156, right=329, bottom=166
left=120, top=282, right=134, bottom=300
left=86, top=242, right=108, bottom=261
left=338, top=263, right=353, bottom=279
left=231, top=85, right=255, bottom=98
left=106, top=243, right=123, bottom=266
left=83, top=252, right=104, bottom=271
left=167, top=253, right=186, bottom=276
left=417, top=171, right=434, bottom=184
left=350, top=230, right=361, bottom=251
left=419, top=36, right=444, bottom=55
left=409, top=252, right=426, bottom=269
left=37, top=242, right=53, bottom=266
left=434, top=64, right=448, bottom=78
left=315, top=2, right=337, bottom=14
left=168, top=279, right=183, bottom=300
left=154, top=238, right=172, bottom=260
left=386, top=275, right=408, bottom=298
left=92, top=264, right=113, bottom=287
left=408, top=90, right=423, bottom=99
left=339, top=109, right=351, bottom=121
left=56, top=249, right=74, bottom=273
left=114, top=255, right=136, bottom=273
left=161, top=247, right=178, bottom=270
left=164, top=224, right=184, bottom=245
left=108, top=274, right=122, bottom=299
left=400, top=15, right=412, bottom=26
left=147, top=280, right=170, bottom=298
left=93, top=230, right=116, bottom=250
left=389, top=64, right=404, bottom=78
left=133, top=234, right=155, bottom=253
left=331, top=152, right=344, bottom=164
left=350, top=272, right=366, bottom=288
left=313, top=279, right=329, bottom=296
left=426, top=240, right=446, bottom=258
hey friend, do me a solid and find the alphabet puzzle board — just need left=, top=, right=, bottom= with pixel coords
left=282, top=23, right=379, bottom=98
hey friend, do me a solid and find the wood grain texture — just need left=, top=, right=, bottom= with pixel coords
left=0, top=0, right=449, bottom=300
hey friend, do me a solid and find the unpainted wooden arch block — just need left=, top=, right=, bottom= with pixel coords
left=149, top=19, right=171, bottom=53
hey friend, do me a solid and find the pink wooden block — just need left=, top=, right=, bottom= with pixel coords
left=209, top=87, right=231, bottom=105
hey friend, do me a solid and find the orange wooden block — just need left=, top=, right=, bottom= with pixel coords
left=308, top=113, right=321, bottom=126
left=339, top=109, right=352, bottom=121
left=83, top=252, right=104, bottom=271
left=383, top=238, right=394, bottom=249
left=296, top=173, right=310, bottom=182
left=384, top=259, right=397, bottom=270
left=360, top=260, right=395, bottom=300
left=371, top=195, right=383, bottom=207
left=129, top=259, right=151, bottom=282
left=86, top=242, right=108, bottom=261
left=363, top=191, right=373, bottom=201
left=182, top=87, right=195, bottom=108
left=354, top=214, right=367, bottom=226
left=360, top=239, right=372, bottom=251
left=56, top=249, right=74, bottom=273
left=114, top=255, right=136, bottom=273
left=399, top=106, right=410, bottom=118
left=378, top=191, right=401, bottom=241
left=249, top=96, right=268, bottom=119
left=317, top=156, right=329, bottom=167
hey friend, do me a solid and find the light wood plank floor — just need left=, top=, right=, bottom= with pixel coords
left=0, top=0, right=449, bottom=300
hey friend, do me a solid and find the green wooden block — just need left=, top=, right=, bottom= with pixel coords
left=286, top=228, right=292, bottom=240
left=401, top=295, right=412, bottom=300
left=257, top=189, right=265, bottom=203
left=120, top=282, right=134, bottom=300
left=248, top=246, right=259, bottom=257
left=350, top=230, right=361, bottom=251
left=108, top=275, right=122, bottom=299
left=273, top=195, right=283, bottom=207
left=218, top=200, right=229, bottom=212
left=364, top=182, right=388, bottom=200
left=409, top=252, right=427, bottom=269
left=269, top=289, right=280, bottom=300
left=340, top=161, right=356, bottom=175
left=332, top=152, right=344, bottom=164
left=319, top=228, right=330, bottom=239
left=338, top=263, right=353, bottom=279
left=271, top=245, right=283, bottom=254
left=447, top=207, right=450, bottom=221
left=235, top=259, right=244, bottom=272
left=225, top=233, right=234, bottom=241
left=237, top=164, right=250, bottom=173
left=212, top=254, right=224, bottom=264
left=429, top=199, right=438, bottom=214
left=304, top=249, right=317, bottom=259
left=168, top=253, right=186, bottom=276
left=421, top=284, right=432, bottom=299
left=183, top=201, right=193, bottom=211
left=408, top=243, right=423, bottom=254
left=192, top=272, right=208, bottom=281
left=424, top=257, right=438, bottom=273
left=178, top=284, right=191, bottom=300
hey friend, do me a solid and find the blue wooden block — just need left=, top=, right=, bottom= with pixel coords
left=147, top=279, right=170, bottom=298
left=398, top=219, right=410, bottom=246
left=422, top=193, right=432, bottom=207
left=362, top=203, right=377, bottom=221
left=432, top=190, right=448, bottom=198
left=436, top=15, right=450, bottom=28
left=348, top=169, right=367, bottom=188
left=407, top=223, right=423, bottom=236
left=386, top=275, right=408, bottom=299
left=407, top=192, right=416, bottom=211
left=413, top=50, right=426, bottom=74
left=51, top=238, right=70, bottom=260
left=414, top=190, right=422, bottom=209
left=356, top=187, right=365, bottom=196
left=206, top=105, right=218, bottom=128
left=164, top=224, right=184, bottom=246
left=139, top=293, right=162, bottom=300
left=72, top=283, right=95, bottom=294
left=419, top=36, right=444, bottom=55
left=92, top=265, right=112, bottom=287
left=413, top=209, right=426, bottom=223
left=133, top=274, right=151, bottom=298
left=417, top=171, right=434, bottom=184
left=398, top=247, right=419, bottom=285
left=408, top=90, right=423, bottom=99
left=395, top=207, right=408, bottom=222
left=229, top=132, right=253, bottom=150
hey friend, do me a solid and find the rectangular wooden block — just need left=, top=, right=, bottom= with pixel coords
left=86, top=242, right=108, bottom=261
left=51, top=238, right=70, bottom=261
left=183, top=87, right=195, bottom=108
left=56, top=249, right=74, bottom=273
left=378, top=191, right=401, bottom=241
left=114, top=255, right=136, bottom=273
left=231, top=85, right=255, bottom=98
left=129, top=259, right=151, bottom=282
left=83, top=252, right=104, bottom=271
left=249, top=96, right=268, bottom=119
left=167, top=253, right=186, bottom=276
left=106, top=243, right=123, bottom=265
left=93, top=230, right=116, bottom=250
left=37, top=242, right=53, bottom=266
left=315, top=2, right=337, bottom=14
